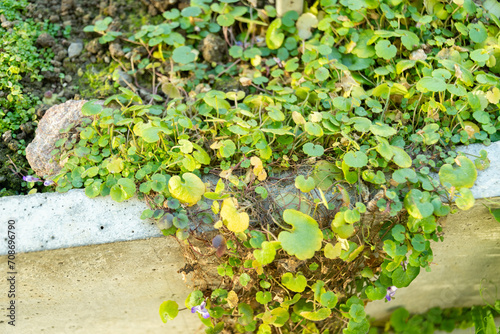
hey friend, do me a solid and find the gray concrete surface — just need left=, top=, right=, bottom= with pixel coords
left=455, top=141, right=500, bottom=199
left=0, top=189, right=161, bottom=255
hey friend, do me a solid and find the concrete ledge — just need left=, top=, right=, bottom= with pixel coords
left=0, top=190, right=161, bottom=255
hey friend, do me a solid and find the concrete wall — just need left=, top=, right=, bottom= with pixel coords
left=0, top=142, right=499, bottom=333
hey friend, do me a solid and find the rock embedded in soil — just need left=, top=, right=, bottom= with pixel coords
left=26, top=100, right=97, bottom=177
left=68, top=42, right=84, bottom=58
left=109, top=42, right=124, bottom=58
left=36, top=33, right=56, bottom=48
left=201, top=33, right=227, bottom=63
left=86, top=38, right=102, bottom=54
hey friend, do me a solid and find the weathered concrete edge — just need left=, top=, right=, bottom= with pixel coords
left=1, top=141, right=498, bottom=255
left=0, top=189, right=161, bottom=255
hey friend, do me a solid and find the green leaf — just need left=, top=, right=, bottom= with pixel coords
left=416, top=77, right=447, bottom=92
left=421, top=123, right=440, bottom=145
left=344, top=151, right=368, bottom=168
left=376, top=137, right=394, bottom=160
left=239, top=273, right=251, bottom=287
left=324, top=242, right=342, bottom=259
left=411, top=234, right=426, bottom=252
left=396, top=60, right=416, bottom=74
left=266, top=18, right=285, bottom=50
left=300, top=308, right=331, bottom=321
left=404, top=189, right=434, bottom=219
left=370, top=122, right=397, bottom=137
left=470, top=49, right=490, bottom=63
left=253, top=241, right=276, bottom=265
left=303, top=143, right=324, bottom=157
left=468, top=22, right=488, bottom=43
left=159, top=300, right=179, bottom=323
left=172, top=46, right=196, bottom=64
left=304, top=122, right=324, bottom=137
left=392, top=265, right=420, bottom=288
left=110, top=178, right=136, bottom=202
left=349, top=304, right=366, bottom=323
left=270, top=307, right=289, bottom=327
left=168, top=173, right=206, bottom=206
left=294, top=175, right=316, bottom=193
left=81, top=101, right=102, bottom=116
left=390, top=308, right=410, bottom=331
left=219, top=139, right=237, bottom=158
left=375, top=40, right=397, bottom=60
left=85, top=180, right=102, bottom=198
left=392, top=168, right=417, bottom=184
left=181, top=6, right=202, bottom=17
left=278, top=209, right=323, bottom=260
left=281, top=273, right=307, bottom=292
left=315, top=67, right=330, bottom=81
left=320, top=291, right=338, bottom=308
left=391, top=146, right=412, bottom=168
left=365, top=284, right=386, bottom=300
left=256, top=291, right=272, bottom=304
left=439, top=156, right=477, bottom=189
left=400, top=30, right=419, bottom=50
left=455, top=188, right=475, bottom=210
left=217, top=13, right=235, bottom=26
left=391, top=224, right=406, bottom=242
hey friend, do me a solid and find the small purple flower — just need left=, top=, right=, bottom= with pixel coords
left=23, top=175, right=41, bottom=182
left=386, top=286, right=397, bottom=301
left=191, top=301, right=210, bottom=319
left=44, top=180, right=55, bottom=186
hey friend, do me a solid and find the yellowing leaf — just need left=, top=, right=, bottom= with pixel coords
left=221, top=198, right=250, bottom=233
left=251, top=156, right=267, bottom=181
left=227, top=290, right=239, bottom=308
left=168, top=173, right=206, bottom=206
left=486, top=87, right=500, bottom=104
left=439, top=156, right=477, bottom=189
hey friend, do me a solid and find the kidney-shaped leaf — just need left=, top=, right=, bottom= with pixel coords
left=168, top=173, right=206, bottom=206
left=159, top=300, right=179, bottom=323
left=221, top=198, right=249, bottom=233
left=404, top=189, right=434, bottom=219
left=300, top=308, right=331, bottom=321
left=278, top=209, right=323, bottom=260
left=439, top=156, right=477, bottom=189
left=281, top=273, right=307, bottom=292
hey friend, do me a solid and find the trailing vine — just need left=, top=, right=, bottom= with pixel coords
left=44, top=0, right=500, bottom=332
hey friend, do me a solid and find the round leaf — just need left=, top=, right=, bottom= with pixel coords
left=266, top=18, right=285, bottom=50
left=281, top=273, right=307, bottom=292
left=159, top=300, right=179, bottom=323
left=375, top=40, right=397, bottom=60
left=404, top=189, right=434, bottom=219
left=344, top=151, right=368, bottom=168
left=303, top=143, right=324, bottom=157
left=172, top=46, right=196, bottom=64
left=278, top=210, right=323, bottom=260
left=295, top=175, right=316, bottom=193
left=253, top=241, right=276, bottom=265
left=168, top=173, right=206, bottom=206
left=439, top=156, right=477, bottom=189
left=221, top=198, right=249, bottom=233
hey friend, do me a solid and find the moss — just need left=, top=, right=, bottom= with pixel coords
left=79, top=63, right=120, bottom=99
